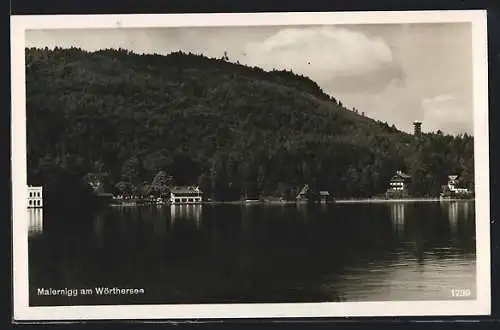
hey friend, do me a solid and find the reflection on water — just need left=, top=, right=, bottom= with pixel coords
left=447, top=201, right=459, bottom=232
left=295, top=202, right=309, bottom=220
left=28, top=209, right=43, bottom=237
left=170, top=204, right=202, bottom=228
left=28, top=201, right=476, bottom=306
left=390, top=203, right=406, bottom=234
left=440, top=201, right=474, bottom=234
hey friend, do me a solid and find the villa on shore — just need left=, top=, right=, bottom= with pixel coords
left=295, top=184, right=331, bottom=203
left=385, top=170, right=411, bottom=198
left=296, top=184, right=310, bottom=201
left=27, top=186, right=43, bottom=208
left=319, top=191, right=330, bottom=203
left=440, top=175, right=472, bottom=198
left=170, top=186, right=203, bottom=204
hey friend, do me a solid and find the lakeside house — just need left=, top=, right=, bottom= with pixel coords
left=447, top=175, right=470, bottom=194
left=296, top=184, right=310, bottom=201
left=296, top=184, right=330, bottom=203
left=170, top=186, right=203, bottom=204
left=83, top=176, right=116, bottom=205
left=319, top=191, right=330, bottom=203
left=27, top=186, right=43, bottom=208
left=441, top=175, right=472, bottom=198
left=386, top=170, right=411, bottom=198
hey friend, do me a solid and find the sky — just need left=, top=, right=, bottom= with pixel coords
left=26, top=23, right=474, bottom=135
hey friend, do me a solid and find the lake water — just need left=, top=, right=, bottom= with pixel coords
left=27, top=201, right=476, bottom=306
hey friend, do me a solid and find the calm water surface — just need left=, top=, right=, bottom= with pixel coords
left=28, top=201, right=476, bottom=306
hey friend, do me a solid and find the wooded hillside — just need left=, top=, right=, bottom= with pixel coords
left=25, top=47, right=474, bottom=205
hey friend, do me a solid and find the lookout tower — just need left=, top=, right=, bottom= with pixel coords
left=413, top=121, right=422, bottom=136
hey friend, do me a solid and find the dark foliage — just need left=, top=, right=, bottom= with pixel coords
left=25, top=47, right=474, bottom=204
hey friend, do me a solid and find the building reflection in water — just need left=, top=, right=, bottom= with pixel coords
left=151, top=206, right=168, bottom=235
left=445, top=201, right=459, bottom=233
left=389, top=203, right=406, bottom=234
left=296, top=202, right=309, bottom=221
left=28, top=208, right=43, bottom=237
left=240, top=205, right=253, bottom=234
left=93, top=213, right=104, bottom=244
left=170, top=204, right=202, bottom=228
left=462, top=201, right=470, bottom=219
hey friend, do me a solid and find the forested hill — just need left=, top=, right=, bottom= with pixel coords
left=25, top=47, right=474, bottom=203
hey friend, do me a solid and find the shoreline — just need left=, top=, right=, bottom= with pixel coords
left=108, top=197, right=474, bottom=207
left=334, top=198, right=474, bottom=204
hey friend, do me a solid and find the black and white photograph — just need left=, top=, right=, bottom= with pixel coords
left=11, top=11, right=490, bottom=320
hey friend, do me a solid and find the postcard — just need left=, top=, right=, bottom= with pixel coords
left=11, top=10, right=490, bottom=321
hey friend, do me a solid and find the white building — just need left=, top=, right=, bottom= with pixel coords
left=169, top=186, right=203, bottom=204
left=27, top=186, right=43, bottom=208
left=448, top=175, right=469, bottom=194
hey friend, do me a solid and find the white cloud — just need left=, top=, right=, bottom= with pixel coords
left=244, top=27, right=392, bottom=74
left=423, top=94, right=455, bottom=104
left=240, top=26, right=403, bottom=93
left=421, top=94, right=472, bottom=134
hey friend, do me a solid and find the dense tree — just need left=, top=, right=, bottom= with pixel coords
left=151, top=171, right=172, bottom=196
left=25, top=47, right=475, bottom=205
left=115, top=181, right=131, bottom=196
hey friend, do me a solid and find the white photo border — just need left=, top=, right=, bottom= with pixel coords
left=11, top=10, right=491, bottom=321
